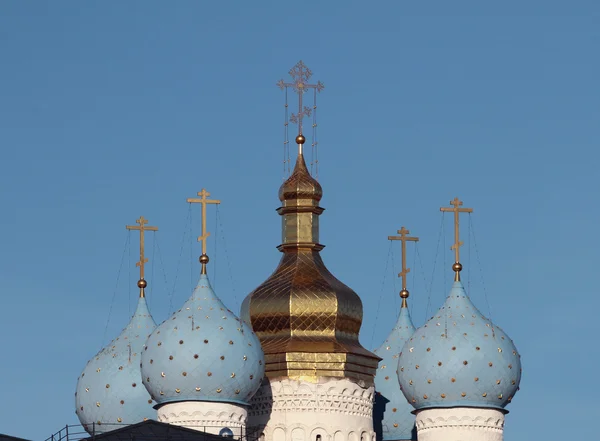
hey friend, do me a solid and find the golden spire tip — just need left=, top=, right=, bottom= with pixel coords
left=296, top=134, right=305, bottom=155
left=400, top=289, right=409, bottom=308
left=389, top=227, right=419, bottom=308
left=452, top=262, right=463, bottom=282
left=126, top=216, right=158, bottom=299
left=199, top=254, right=209, bottom=275
left=440, top=198, right=472, bottom=282
left=187, top=189, right=220, bottom=275
left=137, top=279, right=147, bottom=298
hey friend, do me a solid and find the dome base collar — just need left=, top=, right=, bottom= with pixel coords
left=415, top=407, right=505, bottom=441
left=157, top=401, right=247, bottom=436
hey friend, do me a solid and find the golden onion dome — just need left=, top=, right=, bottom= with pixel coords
left=241, top=144, right=379, bottom=385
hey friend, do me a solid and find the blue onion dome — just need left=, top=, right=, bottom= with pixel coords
left=75, top=295, right=157, bottom=432
left=141, top=274, right=265, bottom=406
left=397, top=281, right=522, bottom=411
left=374, top=304, right=417, bottom=441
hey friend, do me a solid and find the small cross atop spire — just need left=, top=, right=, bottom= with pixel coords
left=388, top=227, right=419, bottom=308
left=440, top=197, right=473, bottom=281
left=187, top=189, right=221, bottom=274
left=277, top=60, right=324, bottom=155
left=126, top=216, right=158, bottom=297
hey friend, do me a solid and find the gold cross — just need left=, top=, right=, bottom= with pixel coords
left=187, top=188, right=220, bottom=272
left=440, top=197, right=473, bottom=281
left=126, top=216, right=158, bottom=297
left=388, top=227, right=419, bottom=307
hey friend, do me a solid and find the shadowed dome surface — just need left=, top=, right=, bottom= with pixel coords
left=397, top=281, right=521, bottom=411
left=141, top=274, right=264, bottom=406
left=374, top=307, right=417, bottom=441
left=75, top=296, right=157, bottom=433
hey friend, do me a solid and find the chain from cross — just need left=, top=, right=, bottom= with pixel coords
left=388, top=226, right=419, bottom=292
left=187, top=188, right=221, bottom=256
left=126, top=216, right=158, bottom=295
left=440, top=197, right=473, bottom=265
left=277, top=60, right=324, bottom=136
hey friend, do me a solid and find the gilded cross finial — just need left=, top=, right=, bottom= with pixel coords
left=440, top=197, right=473, bottom=281
left=126, top=216, right=158, bottom=298
left=187, top=188, right=221, bottom=274
left=388, top=227, right=419, bottom=308
left=277, top=60, right=324, bottom=155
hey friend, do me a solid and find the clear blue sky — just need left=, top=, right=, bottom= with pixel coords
left=1, top=2, right=598, bottom=439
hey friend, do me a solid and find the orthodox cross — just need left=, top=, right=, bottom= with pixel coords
left=126, top=216, right=158, bottom=297
left=388, top=227, right=419, bottom=307
left=277, top=60, right=324, bottom=153
left=187, top=189, right=220, bottom=273
left=440, top=197, right=473, bottom=280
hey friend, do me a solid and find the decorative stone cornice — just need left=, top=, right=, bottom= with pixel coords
left=247, top=377, right=376, bottom=441
left=157, top=401, right=247, bottom=435
left=415, top=408, right=505, bottom=441
left=416, top=414, right=504, bottom=431
left=248, top=378, right=374, bottom=419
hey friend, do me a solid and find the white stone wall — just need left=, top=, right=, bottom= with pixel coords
left=157, top=401, right=247, bottom=437
left=415, top=407, right=505, bottom=441
left=248, top=377, right=375, bottom=441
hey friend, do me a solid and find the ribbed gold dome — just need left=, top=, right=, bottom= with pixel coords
left=278, top=156, right=323, bottom=203
left=241, top=153, right=379, bottom=384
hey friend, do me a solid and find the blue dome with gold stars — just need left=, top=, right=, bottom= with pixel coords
left=374, top=306, right=417, bottom=441
left=141, top=274, right=265, bottom=406
left=75, top=296, right=157, bottom=433
left=397, top=281, right=521, bottom=411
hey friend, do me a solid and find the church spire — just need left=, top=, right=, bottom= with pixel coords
left=277, top=134, right=324, bottom=251
left=388, top=226, right=419, bottom=308
left=241, top=63, right=379, bottom=384
left=374, top=227, right=419, bottom=441
left=126, top=216, right=158, bottom=298
left=141, top=191, right=264, bottom=435
left=276, top=62, right=325, bottom=249
left=440, top=197, right=473, bottom=281
left=397, top=199, right=521, bottom=439
left=76, top=218, right=157, bottom=433
left=187, top=188, right=220, bottom=274
left=277, top=60, right=324, bottom=155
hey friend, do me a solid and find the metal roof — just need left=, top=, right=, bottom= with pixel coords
left=46, top=420, right=247, bottom=441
